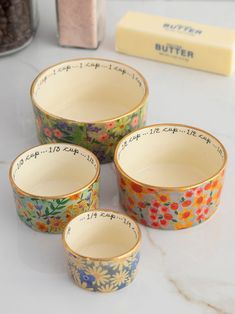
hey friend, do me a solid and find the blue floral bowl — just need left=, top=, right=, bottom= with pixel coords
left=63, top=209, right=141, bottom=292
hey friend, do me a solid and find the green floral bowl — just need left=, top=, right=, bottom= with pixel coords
left=30, top=58, right=148, bottom=163
left=9, top=143, right=100, bottom=233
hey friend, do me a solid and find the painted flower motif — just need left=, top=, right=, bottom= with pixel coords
left=13, top=181, right=99, bottom=233
left=79, top=270, right=96, bottom=288
left=27, top=202, right=34, bottom=210
left=35, top=221, right=48, bottom=232
left=160, top=219, right=168, bottom=227
left=57, top=121, right=68, bottom=130
left=111, top=270, right=129, bottom=286
left=131, top=116, right=139, bottom=127
left=212, top=180, right=218, bottom=188
left=206, top=197, right=212, bottom=205
left=33, top=101, right=147, bottom=163
left=69, top=193, right=81, bottom=201
left=131, top=254, right=140, bottom=270
left=131, top=182, right=143, bottom=194
left=98, top=283, right=119, bottom=293
left=17, top=199, right=23, bottom=209
left=150, top=214, right=157, bottom=220
left=99, top=133, right=109, bottom=142
left=35, top=204, right=43, bottom=211
left=66, top=249, right=139, bottom=292
left=87, top=124, right=102, bottom=133
left=106, top=121, right=115, bottom=130
left=195, top=187, right=203, bottom=195
left=50, top=217, right=67, bottom=232
left=158, top=194, right=168, bottom=202
left=204, top=207, right=209, bottom=215
left=204, top=183, right=212, bottom=190
left=164, top=213, right=173, bottom=220
left=110, top=257, right=133, bottom=271
left=147, top=188, right=156, bottom=194
left=140, top=218, right=147, bottom=225
left=195, top=208, right=202, bottom=215
left=170, top=202, right=178, bottom=210
left=196, top=214, right=205, bottom=222
left=113, top=118, right=131, bottom=136
left=195, top=195, right=205, bottom=205
left=69, top=254, right=86, bottom=269
left=152, top=200, right=160, bottom=208
left=152, top=221, right=160, bottom=228
left=150, top=207, right=158, bottom=214
left=178, top=209, right=193, bottom=221
left=138, top=201, right=146, bottom=208
left=117, top=171, right=224, bottom=229
left=87, top=266, right=111, bottom=286
left=53, top=128, right=63, bottom=138
left=175, top=221, right=193, bottom=230
left=182, top=200, right=191, bottom=207
left=184, top=191, right=193, bottom=198
left=36, top=117, right=42, bottom=129
left=43, top=127, right=52, bottom=137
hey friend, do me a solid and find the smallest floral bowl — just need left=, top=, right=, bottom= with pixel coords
left=9, top=143, right=100, bottom=233
left=63, top=209, right=141, bottom=292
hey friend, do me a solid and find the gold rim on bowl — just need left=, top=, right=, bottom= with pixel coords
left=9, top=143, right=100, bottom=200
left=30, top=58, right=149, bottom=124
left=62, top=209, right=142, bottom=261
left=114, top=123, right=228, bottom=191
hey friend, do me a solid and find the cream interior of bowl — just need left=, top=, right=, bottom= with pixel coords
left=32, top=59, right=146, bottom=122
left=65, top=211, right=139, bottom=258
left=116, top=125, right=226, bottom=188
left=11, top=144, right=98, bottom=197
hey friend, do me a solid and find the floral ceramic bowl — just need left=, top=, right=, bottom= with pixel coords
left=63, top=209, right=141, bottom=292
left=9, top=143, right=100, bottom=233
left=30, top=58, right=148, bottom=163
left=114, top=124, right=227, bottom=230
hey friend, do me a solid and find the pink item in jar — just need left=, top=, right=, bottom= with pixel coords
left=56, top=0, right=105, bottom=49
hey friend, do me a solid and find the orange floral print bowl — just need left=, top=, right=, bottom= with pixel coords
left=63, top=209, right=141, bottom=292
left=114, top=124, right=227, bottom=230
left=9, top=143, right=100, bottom=233
left=30, top=58, right=148, bottom=163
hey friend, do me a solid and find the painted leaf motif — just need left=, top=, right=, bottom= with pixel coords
left=72, top=126, right=86, bottom=143
left=50, top=203, right=55, bottom=210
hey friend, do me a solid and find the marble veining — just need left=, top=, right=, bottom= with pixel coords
left=145, top=228, right=233, bottom=314
left=1, top=0, right=235, bottom=313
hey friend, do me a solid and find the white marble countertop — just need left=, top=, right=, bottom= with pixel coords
left=1, top=1, right=235, bottom=313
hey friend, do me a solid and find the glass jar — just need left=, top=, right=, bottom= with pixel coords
left=0, top=0, right=38, bottom=56
left=56, top=0, right=105, bottom=49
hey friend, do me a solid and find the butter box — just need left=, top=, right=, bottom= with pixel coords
left=116, top=12, right=235, bottom=75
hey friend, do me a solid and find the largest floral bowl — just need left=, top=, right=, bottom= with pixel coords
left=9, top=143, right=100, bottom=233
left=30, top=58, right=148, bottom=163
left=114, top=124, right=227, bottom=230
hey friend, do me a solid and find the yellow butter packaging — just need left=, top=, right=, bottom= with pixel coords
left=116, top=12, right=235, bottom=75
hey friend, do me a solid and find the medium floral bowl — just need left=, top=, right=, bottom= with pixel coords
left=9, top=143, right=100, bottom=233
left=114, top=124, right=227, bottom=230
left=30, top=58, right=148, bottom=163
left=63, top=209, right=141, bottom=292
